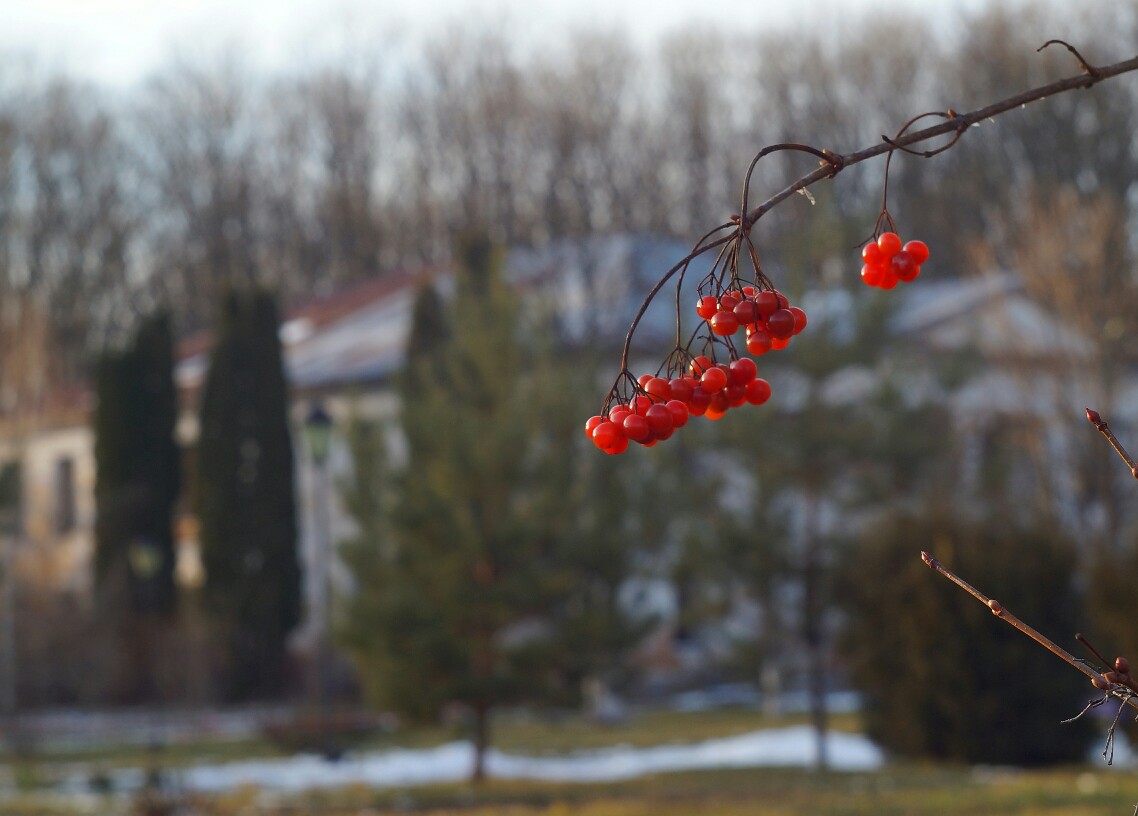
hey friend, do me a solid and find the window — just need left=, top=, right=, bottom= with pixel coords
left=54, top=457, right=75, bottom=534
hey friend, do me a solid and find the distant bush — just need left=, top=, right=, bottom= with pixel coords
left=839, top=511, right=1093, bottom=766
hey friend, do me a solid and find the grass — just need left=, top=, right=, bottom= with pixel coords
left=3, top=709, right=1138, bottom=815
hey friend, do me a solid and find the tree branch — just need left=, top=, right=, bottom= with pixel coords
left=921, top=551, right=1138, bottom=712
left=1085, top=407, right=1138, bottom=479
left=608, top=46, right=1138, bottom=393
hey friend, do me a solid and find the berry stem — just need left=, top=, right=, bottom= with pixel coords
left=1085, top=407, right=1138, bottom=479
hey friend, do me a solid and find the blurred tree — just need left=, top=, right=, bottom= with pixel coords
left=196, top=287, right=301, bottom=701
left=339, top=236, right=646, bottom=782
left=840, top=509, right=1091, bottom=766
left=93, top=311, right=181, bottom=616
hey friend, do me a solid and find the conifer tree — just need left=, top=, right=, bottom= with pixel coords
left=93, top=311, right=180, bottom=616
left=340, top=236, right=643, bottom=782
left=196, top=288, right=301, bottom=701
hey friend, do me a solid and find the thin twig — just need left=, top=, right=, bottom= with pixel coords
left=1085, top=407, right=1138, bottom=479
left=920, top=551, right=1138, bottom=713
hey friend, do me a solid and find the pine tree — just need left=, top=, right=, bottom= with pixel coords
left=196, top=288, right=301, bottom=701
left=340, top=236, right=643, bottom=782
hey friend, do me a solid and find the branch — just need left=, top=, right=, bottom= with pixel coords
left=608, top=45, right=1138, bottom=394
left=744, top=48, right=1138, bottom=225
left=1085, top=407, right=1138, bottom=479
left=920, top=551, right=1138, bottom=712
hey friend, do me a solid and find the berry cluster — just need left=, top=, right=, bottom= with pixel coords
left=695, top=285, right=807, bottom=355
left=586, top=357, right=773, bottom=454
left=859, top=232, right=929, bottom=290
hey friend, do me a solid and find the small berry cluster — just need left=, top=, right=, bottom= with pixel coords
left=586, top=356, right=773, bottom=454
left=859, top=232, right=929, bottom=290
left=695, top=285, right=807, bottom=355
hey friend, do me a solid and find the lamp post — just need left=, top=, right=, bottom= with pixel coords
left=302, top=401, right=336, bottom=759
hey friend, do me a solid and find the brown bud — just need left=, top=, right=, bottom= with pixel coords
left=1116, top=656, right=1130, bottom=675
left=1086, top=407, right=1102, bottom=425
left=1105, top=670, right=1121, bottom=685
left=987, top=599, right=1003, bottom=615
left=1092, top=675, right=1112, bottom=690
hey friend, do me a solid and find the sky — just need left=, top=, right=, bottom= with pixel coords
left=0, top=0, right=994, bottom=89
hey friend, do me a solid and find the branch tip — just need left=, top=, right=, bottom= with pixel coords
left=1086, top=407, right=1103, bottom=427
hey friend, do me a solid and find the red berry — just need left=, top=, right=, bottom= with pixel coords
left=746, top=328, right=772, bottom=356
left=645, top=377, right=671, bottom=401
left=637, top=373, right=653, bottom=389
left=708, top=390, right=730, bottom=415
left=877, top=232, right=902, bottom=257
left=687, top=386, right=710, bottom=416
left=744, top=378, right=772, bottom=405
left=903, top=239, right=929, bottom=265
left=878, top=269, right=899, bottom=290
left=733, top=299, right=759, bottom=324
left=861, top=263, right=884, bottom=287
left=755, top=290, right=780, bottom=319
left=767, top=309, right=795, bottom=339
left=585, top=415, right=605, bottom=439
left=644, top=403, right=674, bottom=437
left=696, top=295, right=718, bottom=320
left=689, top=355, right=714, bottom=377
left=729, top=357, right=758, bottom=386
left=724, top=384, right=747, bottom=408
left=592, top=420, right=625, bottom=450
left=628, top=395, right=654, bottom=416
left=719, top=291, right=741, bottom=310
left=710, top=310, right=739, bottom=336
left=666, top=399, right=690, bottom=428
left=604, top=435, right=629, bottom=454
left=788, top=306, right=807, bottom=335
left=770, top=336, right=790, bottom=350
left=891, top=251, right=917, bottom=282
left=861, top=242, right=883, bottom=265
left=609, top=405, right=632, bottom=424
left=622, top=413, right=651, bottom=442
left=668, top=377, right=695, bottom=403
left=700, top=366, right=729, bottom=393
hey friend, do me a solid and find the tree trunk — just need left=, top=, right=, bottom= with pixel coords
left=471, top=702, right=490, bottom=783
left=803, top=494, right=828, bottom=771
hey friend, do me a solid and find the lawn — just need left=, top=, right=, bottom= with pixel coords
left=3, top=708, right=1138, bottom=815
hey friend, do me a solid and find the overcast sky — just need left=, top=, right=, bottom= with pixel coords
left=0, top=0, right=995, bottom=88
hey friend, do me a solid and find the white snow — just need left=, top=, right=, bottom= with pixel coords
left=170, top=726, right=883, bottom=793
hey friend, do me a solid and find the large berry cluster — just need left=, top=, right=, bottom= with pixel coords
left=586, top=284, right=805, bottom=455
left=859, top=232, right=929, bottom=290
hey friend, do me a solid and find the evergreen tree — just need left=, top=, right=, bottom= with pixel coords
left=93, top=311, right=180, bottom=617
left=840, top=510, right=1091, bottom=766
left=196, top=288, right=301, bottom=701
left=340, top=236, right=644, bottom=782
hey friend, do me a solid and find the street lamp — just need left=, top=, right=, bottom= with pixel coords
left=303, top=401, right=338, bottom=760
left=304, top=403, right=334, bottom=468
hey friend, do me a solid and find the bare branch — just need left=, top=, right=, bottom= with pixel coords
left=1085, top=407, right=1138, bottom=479
left=920, top=551, right=1138, bottom=713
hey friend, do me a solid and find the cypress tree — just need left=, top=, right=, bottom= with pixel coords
left=196, top=288, right=301, bottom=701
left=93, top=311, right=180, bottom=617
